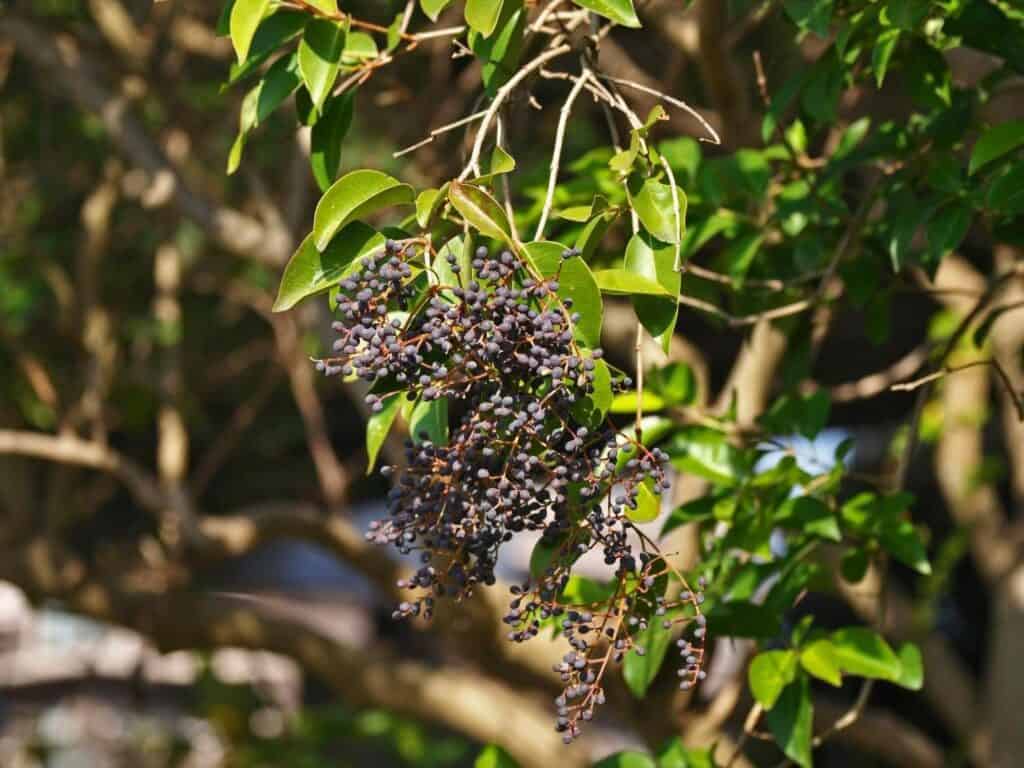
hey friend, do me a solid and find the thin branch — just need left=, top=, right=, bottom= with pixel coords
left=458, top=43, right=574, bottom=181
left=535, top=69, right=591, bottom=240
left=677, top=294, right=815, bottom=327
left=596, top=73, right=721, bottom=145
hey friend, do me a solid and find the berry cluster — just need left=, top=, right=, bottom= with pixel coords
left=319, top=239, right=706, bottom=737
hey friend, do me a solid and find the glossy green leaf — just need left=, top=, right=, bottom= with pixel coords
left=230, top=0, right=272, bottom=63
left=523, top=241, right=602, bottom=347
left=650, top=362, right=696, bottom=406
left=624, top=611, right=674, bottom=698
left=410, top=398, right=449, bottom=445
left=879, top=519, right=931, bottom=575
left=470, top=1, right=525, bottom=94
left=872, top=28, right=900, bottom=88
left=310, top=91, right=355, bottom=192
left=448, top=181, right=513, bottom=245
left=560, top=575, right=616, bottom=604
left=799, top=639, right=843, bottom=686
left=421, top=0, right=454, bottom=22
left=274, top=223, right=385, bottom=311
left=298, top=18, right=347, bottom=111
left=748, top=650, right=798, bottom=709
left=572, top=0, right=641, bottom=28
left=366, top=395, right=401, bottom=473
left=969, top=120, right=1024, bottom=175
left=610, top=390, right=667, bottom=415
left=783, top=0, right=832, bottom=36
left=627, top=480, right=662, bottom=524
left=987, top=161, right=1024, bottom=216
left=830, top=627, right=902, bottom=681
left=661, top=493, right=722, bottom=535
left=475, top=744, right=519, bottom=768
left=765, top=676, right=813, bottom=768
left=894, top=643, right=924, bottom=690
left=228, top=11, right=307, bottom=83
left=256, top=53, right=302, bottom=124
left=574, top=198, right=619, bottom=260
left=490, top=145, right=516, bottom=175
left=594, top=269, right=672, bottom=297
left=342, top=31, right=378, bottom=66
left=655, top=739, right=716, bottom=768
left=465, top=0, right=504, bottom=37
left=779, top=496, right=841, bottom=541
left=625, top=232, right=681, bottom=353
left=313, top=170, right=414, bottom=251
left=433, top=235, right=471, bottom=293
left=628, top=177, right=686, bottom=245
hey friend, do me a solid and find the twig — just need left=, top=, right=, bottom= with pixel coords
left=677, top=294, right=815, bottom=326
left=535, top=69, right=591, bottom=240
left=459, top=43, right=574, bottom=180
left=393, top=110, right=489, bottom=157
left=596, top=73, right=721, bottom=145
left=892, top=359, right=1024, bottom=420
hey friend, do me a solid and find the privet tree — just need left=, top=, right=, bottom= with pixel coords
left=2, top=0, right=1024, bottom=766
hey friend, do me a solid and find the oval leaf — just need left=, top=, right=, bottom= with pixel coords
left=625, top=232, right=681, bottom=352
left=465, top=0, right=505, bottom=37
left=448, top=181, right=513, bottom=244
left=310, top=91, right=355, bottom=192
left=366, top=394, right=401, bottom=473
left=274, top=223, right=385, bottom=311
left=573, top=0, right=641, bottom=28
left=969, top=119, right=1024, bottom=175
left=523, top=241, right=602, bottom=347
left=593, top=268, right=672, bottom=297
left=313, top=170, right=414, bottom=251
left=628, top=177, right=686, bottom=244
left=230, top=0, right=272, bottom=63
left=298, top=18, right=347, bottom=111
left=749, top=650, right=798, bottom=709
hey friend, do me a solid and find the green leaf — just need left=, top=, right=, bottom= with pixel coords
left=879, top=519, right=931, bottom=575
left=628, top=177, right=686, bottom=245
left=470, top=1, right=525, bottom=94
left=987, top=161, right=1024, bottom=216
left=748, top=650, right=798, bottom=709
left=593, top=753, right=657, bottom=768
left=799, top=639, right=843, bottom=686
left=610, top=390, right=667, bottom=414
left=421, top=0, right=454, bottom=22
left=765, top=676, right=814, bottom=768
left=650, top=362, right=696, bottom=406
left=925, top=201, right=972, bottom=265
left=256, top=53, right=302, bottom=124
left=593, top=269, right=672, bottom=297
left=625, top=233, right=681, bottom=353
left=298, top=18, right=347, bottom=111
left=529, top=536, right=563, bottom=579
left=664, top=428, right=746, bottom=485
left=783, top=0, right=832, bottom=36
left=572, top=0, right=641, bottom=28
left=433, top=235, right=471, bottom=296
left=448, top=181, right=513, bottom=245
left=560, top=575, right=616, bottom=603
left=274, top=223, right=385, bottom=311
left=627, top=480, right=662, bottom=523
left=830, top=627, right=902, bottom=681
left=624, top=611, right=674, bottom=698
left=721, top=232, right=763, bottom=287
left=342, top=31, right=378, bottom=66
left=661, top=493, right=722, bottom=536
left=228, top=11, right=307, bottom=84
left=490, top=144, right=516, bottom=175
left=779, top=496, right=841, bottom=541
left=465, top=0, right=504, bottom=37
left=310, top=91, right=355, bottom=192
left=656, top=739, right=717, bottom=768
left=523, top=242, right=602, bottom=347
left=707, top=601, right=781, bottom=639
left=230, top=0, right=272, bottom=63
left=969, top=120, right=1024, bottom=175
left=410, top=398, right=449, bottom=445
left=475, top=744, right=519, bottom=768
left=872, top=28, right=900, bottom=88
left=366, top=395, right=401, bottom=473
left=574, top=198, right=619, bottom=260
left=313, top=170, right=414, bottom=251
left=893, top=643, right=924, bottom=690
